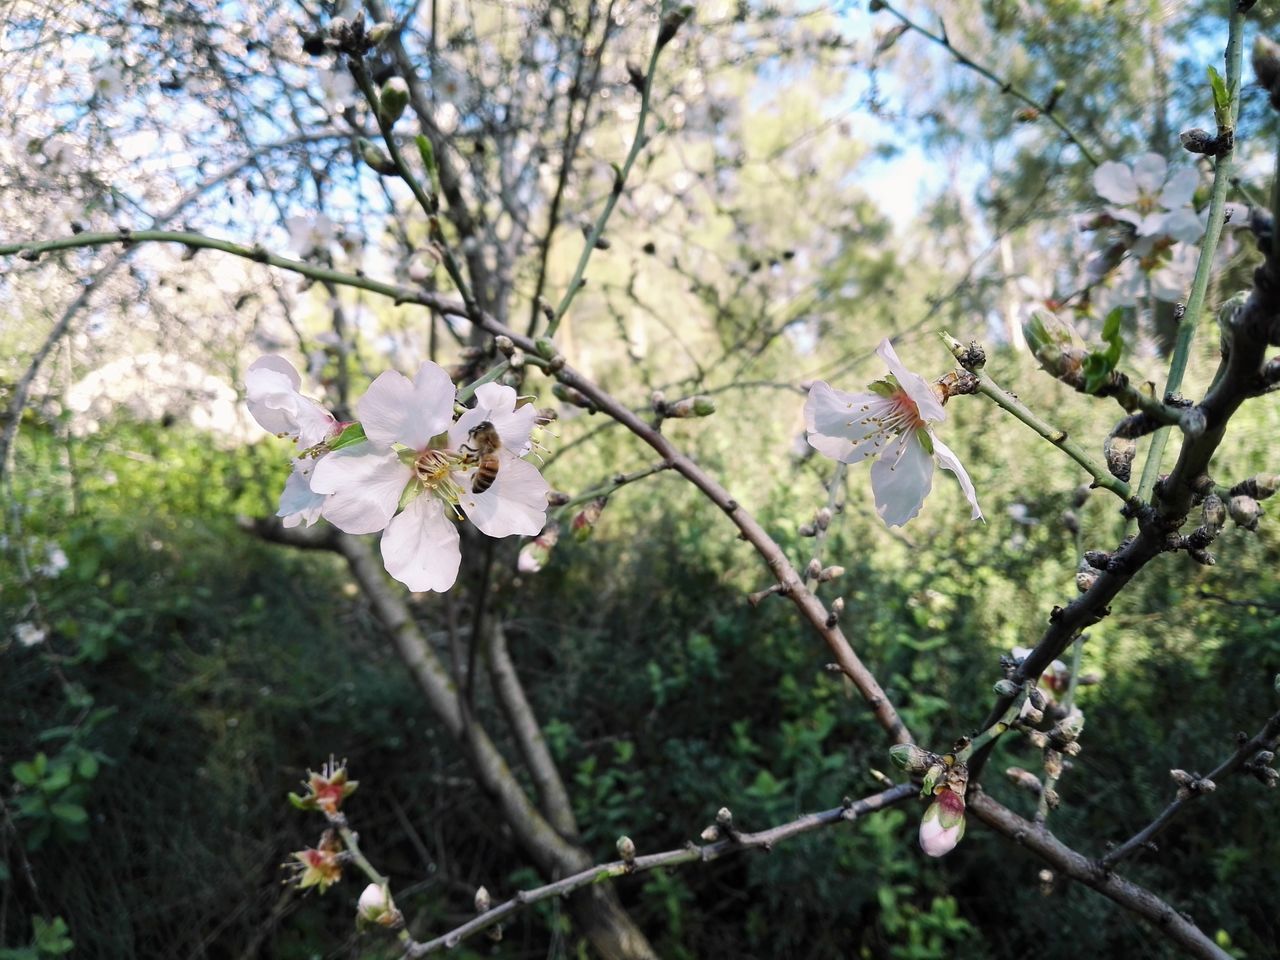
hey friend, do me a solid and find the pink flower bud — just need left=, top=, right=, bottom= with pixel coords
left=918, top=786, right=966, bottom=858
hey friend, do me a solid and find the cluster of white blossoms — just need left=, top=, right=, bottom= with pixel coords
left=246, top=357, right=549, bottom=592
left=805, top=339, right=982, bottom=528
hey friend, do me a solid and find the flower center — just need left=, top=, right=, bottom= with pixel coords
left=414, top=448, right=465, bottom=504
left=857, top=390, right=924, bottom=440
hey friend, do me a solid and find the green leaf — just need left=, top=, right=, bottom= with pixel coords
left=414, top=134, right=439, bottom=193
left=12, top=762, right=39, bottom=787
left=1207, top=65, right=1231, bottom=125
left=76, top=753, right=100, bottom=781
left=326, top=421, right=367, bottom=452
left=50, top=803, right=87, bottom=825
left=1082, top=308, right=1125, bottom=393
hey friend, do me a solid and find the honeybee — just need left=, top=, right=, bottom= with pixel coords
left=462, top=420, right=502, bottom=493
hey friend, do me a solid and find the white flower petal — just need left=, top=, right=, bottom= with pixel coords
left=380, top=495, right=461, bottom=592
left=311, top=443, right=411, bottom=534
left=450, top=382, right=538, bottom=454
left=1158, top=167, right=1198, bottom=210
left=1131, top=153, right=1168, bottom=194
left=1093, top=161, right=1138, bottom=205
left=246, top=356, right=305, bottom=436
left=1105, top=206, right=1145, bottom=230
left=875, top=340, right=945, bottom=423
left=804, top=382, right=883, bottom=442
left=278, top=460, right=327, bottom=528
left=359, top=362, right=456, bottom=449
left=931, top=435, right=983, bottom=520
left=870, top=431, right=934, bottom=527
left=1161, top=208, right=1205, bottom=244
left=459, top=453, right=549, bottom=538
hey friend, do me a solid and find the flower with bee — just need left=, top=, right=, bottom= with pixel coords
left=306, top=361, right=549, bottom=592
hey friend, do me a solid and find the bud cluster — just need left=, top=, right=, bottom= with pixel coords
left=651, top=390, right=716, bottom=419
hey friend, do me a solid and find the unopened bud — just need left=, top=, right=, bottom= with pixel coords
left=818, top=565, right=844, bottom=582
left=571, top=497, right=607, bottom=541
left=357, top=883, right=401, bottom=927
left=547, top=490, right=571, bottom=506
left=1075, top=557, right=1099, bottom=593
left=815, top=507, right=832, bottom=530
left=1228, top=494, right=1262, bottom=530
left=1006, top=766, right=1043, bottom=795
left=1023, top=309, right=1085, bottom=382
left=1041, top=786, right=1060, bottom=810
left=889, top=743, right=932, bottom=773
left=1038, top=868, right=1055, bottom=895
left=1104, top=433, right=1137, bottom=482
left=1201, top=494, right=1226, bottom=531
left=1253, top=36, right=1280, bottom=109
left=716, top=807, right=733, bottom=827
left=1180, top=128, right=1216, bottom=155
left=993, top=678, right=1019, bottom=697
left=656, top=4, right=693, bottom=50
left=1053, top=708, right=1086, bottom=742
left=358, top=138, right=397, bottom=175
left=366, top=21, right=394, bottom=45
left=378, top=77, right=410, bottom=126
left=798, top=522, right=817, bottom=537
left=474, top=885, right=491, bottom=913
left=700, top=824, right=720, bottom=842
left=534, top=337, right=557, bottom=360
left=616, top=835, right=636, bottom=862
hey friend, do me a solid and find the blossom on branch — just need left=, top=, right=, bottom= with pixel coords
left=309, top=363, right=549, bottom=592
left=918, top=785, right=966, bottom=857
left=1093, top=153, right=1202, bottom=245
left=805, top=339, right=982, bottom=527
left=245, top=356, right=338, bottom=450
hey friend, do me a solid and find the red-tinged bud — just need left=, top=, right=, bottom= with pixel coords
left=518, top=524, right=560, bottom=573
left=571, top=497, right=607, bottom=541
left=918, top=786, right=966, bottom=857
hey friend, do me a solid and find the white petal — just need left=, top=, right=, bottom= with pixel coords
left=459, top=453, right=549, bottom=538
left=246, top=357, right=305, bottom=436
left=876, top=340, right=945, bottom=423
left=870, top=431, right=934, bottom=527
left=292, top=398, right=338, bottom=449
left=1093, top=161, right=1138, bottom=205
left=311, top=443, right=411, bottom=534
left=1137, top=212, right=1169, bottom=238
left=804, top=382, right=883, bottom=442
left=358, top=362, right=455, bottom=449
left=380, top=495, right=461, bottom=592
left=1158, top=166, right=1198, bottom=209
left=450, top=381, right=538, bottom=454
left=1131, top=153, right=1168, bottom=194
left=931, top=435, right=983, bottom=520
left=1105, top=206, right=1145, bottom=230
left=808, top=428, right=892, bottom=466
left=278, top=460, right=326, bottom=528
left=1161, top=208, right=1204, bottom=244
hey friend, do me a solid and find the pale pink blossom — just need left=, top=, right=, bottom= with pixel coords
left=310, top=364, right=549, bottom=593
left=245, top=356, right=338, bottom=450
left=805, top=340, right=982, bottom=527
left=1093, top=154, right=1202, bottom=244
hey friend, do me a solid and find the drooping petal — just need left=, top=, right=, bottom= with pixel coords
left=359, top=362, right=456, bottom=449
left=449, top=381, right=538, bottom=454
left=278, top=459, right=327, bottom=528
left=1158, top=166, right=1198, bottom=210
left=1093, top=161, right=1138, bottom=205
left=380, top=494, right=461, bottom=592
left=931, top=434, right=983, bottom=520
left=1131, top=153, right=1168, bottom=194
left=246, top=356, right=305, bottom=435
left=870, top=431, right=935, bottom=527
left=459, top=453, right=550, bottom=538
left=876, top=340, right=945, bottom=423
left=311, top=443, right=411, bottom=534
left=293, top=398, right=340, bottom=448
left=804, top=381, right=884, bottom=442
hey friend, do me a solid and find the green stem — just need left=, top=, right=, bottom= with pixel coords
left=955, top=687, right=1029, bottom=763
left=973, top=370, right=1131, bottom=500
left=544, top=33, right=664, bottom=337
left=455, top=361, right=510, bottom=404
left=554, top=460, right=673, bottom=514
left=349, top=61, right=480, bottom=321
left=1133, top=2, right=1246, bottom=502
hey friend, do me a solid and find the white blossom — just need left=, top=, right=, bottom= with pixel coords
left=805, top=339, right=982, bottom=527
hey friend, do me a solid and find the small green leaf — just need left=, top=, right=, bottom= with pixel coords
left=1207, top=65, right=1231, bottom=125
left=327, top=421, right=367, bottom=452
left=414, top=134, right=439, bottom=193
left=12, top=762, right=38, bottom=787
left=50, top=803, right=87, bottom=825
left=76, top=753, right=100, bottom=781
